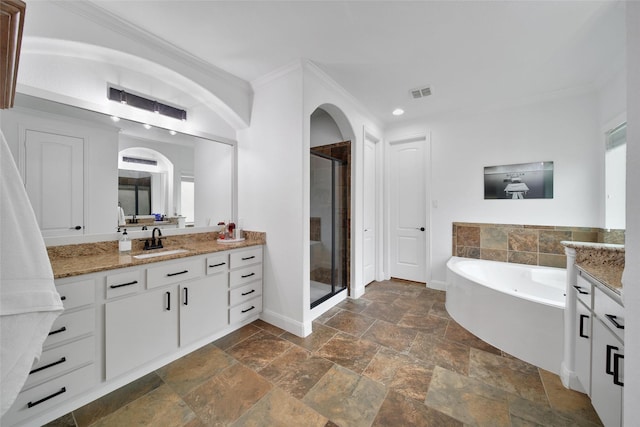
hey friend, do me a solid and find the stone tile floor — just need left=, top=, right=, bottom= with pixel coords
left=47, top=280, right=602, bottom=427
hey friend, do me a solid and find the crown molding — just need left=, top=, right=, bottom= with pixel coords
left=250, top=60, right=304, bottom=90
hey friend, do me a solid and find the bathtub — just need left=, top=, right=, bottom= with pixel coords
left=446, top=256, right=566, bottom=374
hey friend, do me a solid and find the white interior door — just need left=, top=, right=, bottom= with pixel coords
left=24, top=130, right=84, bottom=236
left=389, top=137, right=427, bottom=282
left=363, top=139, right=376, bottom=285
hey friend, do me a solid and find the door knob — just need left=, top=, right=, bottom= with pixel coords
left=418, top=227, right=425, bottom=231
left=69, top=225, right=82, bottom=230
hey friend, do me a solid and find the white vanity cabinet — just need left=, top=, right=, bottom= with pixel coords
left=229, top=247, right=263, bottom=324
left=572, top=269, right=624, bottom=427
left=180, top=273, right=228, bottom=346
left=3, top=245, right=263, bottom=427
left=2, top=276, right=98, bottom=427
left=105, top=284, right=179, bottom=379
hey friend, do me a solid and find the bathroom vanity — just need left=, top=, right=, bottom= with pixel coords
left=563, top=242, right=625, bottom=427
left=2, top=235, right=264, bottom=427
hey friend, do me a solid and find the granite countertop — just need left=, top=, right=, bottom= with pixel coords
left=561, top=240, right=625, bottom=295
left=48, top=231, right=265, bottom=279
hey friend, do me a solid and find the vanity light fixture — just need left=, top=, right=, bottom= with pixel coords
left=108, top=86, right=187, bottom=121
left=392, top=108, right=405, bottom=116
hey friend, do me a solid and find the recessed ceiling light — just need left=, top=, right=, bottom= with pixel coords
left=143, top=123, right=151, bottom=130
left=392, top=108, right=404, bottom=116
left=169, top=130, right=177, bottom=136
left=110, top=116, right=120, bottom=122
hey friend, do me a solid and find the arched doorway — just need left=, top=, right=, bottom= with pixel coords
left=310, top=106, right=354, bottom=308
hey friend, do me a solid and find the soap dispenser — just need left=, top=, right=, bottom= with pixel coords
left=119, top=228, right=131, bottom=254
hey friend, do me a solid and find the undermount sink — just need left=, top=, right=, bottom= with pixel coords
left=133, top=249, right=189, bottom=259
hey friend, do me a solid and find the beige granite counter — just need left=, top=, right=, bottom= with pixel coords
left=562, top=241, right=625, bottom=294
left=48, top=231, right=266, bottom=279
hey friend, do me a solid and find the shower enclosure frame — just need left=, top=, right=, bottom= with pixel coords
left=310, top=149, right=349, bottom=308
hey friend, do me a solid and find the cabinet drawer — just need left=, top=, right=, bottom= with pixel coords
left=25, top=336, right=94, bottom=389
left=229, top=296, right=262, bottom=324
left=230, top=282, right=263, bottom=306
left=206, top=253, right=229, bottom=275
left=575, top=274, right=593, bottom=308
left=43, top=307, right=94, bottom=348
left=230, top=247, right=262, bottom=269
left=594, top=286, right=624, bottom=341
left=147, top=258, right=204, bottom=289
left=4, top=364, right=95, bottom=426
left=106, top=269, right=144, bottom=299
left=230, top=264, right=263, bottom=288
left=56, top=279, right=95, bottom=310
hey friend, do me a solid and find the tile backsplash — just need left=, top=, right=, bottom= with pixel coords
left=452, top=222, right=624, bottom=268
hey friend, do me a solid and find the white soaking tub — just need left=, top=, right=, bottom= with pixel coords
left=445, top=256, right=566, bottom=374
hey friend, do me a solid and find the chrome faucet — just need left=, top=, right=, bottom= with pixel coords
left=144, top=227, right=164, bottom=250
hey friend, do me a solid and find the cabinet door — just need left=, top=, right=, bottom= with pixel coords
left=591, top=318, right=623, bottom=427
left=105, top=287, right=178, bottom=379
left=574, top=300, right=591, bottom=394
left=24, top=130, right=84, bottom=236
left=179, top=274, right=228, bottom=346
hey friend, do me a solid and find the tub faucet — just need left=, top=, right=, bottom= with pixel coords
left=144, top=227, right=164, bottom=250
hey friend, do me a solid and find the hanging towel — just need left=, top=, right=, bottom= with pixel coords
left=118, top=206, right=126, bottom=227
left=0, top=130, right=64, bottom=415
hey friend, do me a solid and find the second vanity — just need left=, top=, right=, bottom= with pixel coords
left=3, top=232, right=265, bottom=427
left=563, top=242, right=625, bottom=427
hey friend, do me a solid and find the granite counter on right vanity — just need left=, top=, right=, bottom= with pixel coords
left=561, top=241, right=625, bottom=427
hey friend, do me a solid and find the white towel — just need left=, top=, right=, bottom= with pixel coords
left=1, top=130, right=64, bottom=415
left=118, top=206, right=126, bottom=227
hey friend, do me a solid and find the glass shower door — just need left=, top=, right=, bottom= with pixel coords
left=310, top=152, right=347, bottom=308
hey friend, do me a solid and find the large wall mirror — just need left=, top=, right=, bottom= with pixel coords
left=605, top=122, right=626, bottom=231
left=2, top=93, right=235, bottom=239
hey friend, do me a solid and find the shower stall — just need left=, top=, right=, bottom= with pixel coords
left=310, top=149, right=348, bottom=308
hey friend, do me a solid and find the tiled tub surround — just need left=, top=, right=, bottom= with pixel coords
left=452, top=222, right=624, bottom=269
left=47, top=231, right=266, bottom=278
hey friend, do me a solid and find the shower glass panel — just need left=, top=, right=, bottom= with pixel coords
left=310, top=151, right=347, bottom=308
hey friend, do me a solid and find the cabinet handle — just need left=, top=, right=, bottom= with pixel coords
left=29, top=357, right=67, bottom=375
left=613, top=353, right=624, bottom=386
left=209, top=262, right=226, bottom=268
left=241, top=289, right=255, bottom=296
left=166, top=270, right=188, bottom=277
left=110, top=280, right=138, bottom=289
left=605, top=314, right=624, bottom=329
left=48, top=326, right=67, bottom=336
left=606, top=344, right=619, bottom=375
left=241, top=305, right=255, bottom=313
left=241, top=255, right=255, bottom=261
left=572, top=285, right=589, bottom=295
left=579, top=314, right=589, bottom=338
left=241, top=272, right=255, bottom=279
left=28, top=387, right=66, bottom=408
left=166, top=291, right=171, bottom=311
left=183, top=288, right=188, bottom=306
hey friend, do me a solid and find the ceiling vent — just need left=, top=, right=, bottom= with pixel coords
left=410, top=86, right=432, bottom=99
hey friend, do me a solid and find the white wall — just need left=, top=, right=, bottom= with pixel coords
left=237, top=60, right=383, bottom=336
left=0, top=107, right=119, bottom=235
left=623, top=1, right=639, bottom=423
left=237, top=63, right=306, bottom=335
left=386, top=91, right=603, bottom=285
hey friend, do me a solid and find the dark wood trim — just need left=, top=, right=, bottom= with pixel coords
left=1, top=0, right=26, bottom=109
